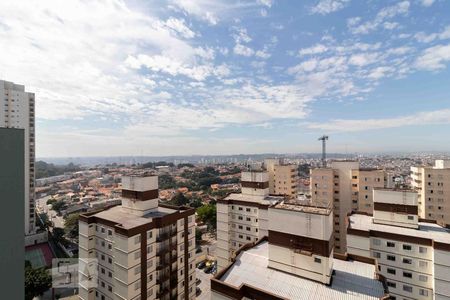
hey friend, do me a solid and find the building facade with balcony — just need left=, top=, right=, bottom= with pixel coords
left=78, top=175, right=196, bottom=300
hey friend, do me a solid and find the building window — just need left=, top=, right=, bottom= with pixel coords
left=108, top=271, right=112, bottom=278
left=402, top=244, right=412, bottom=251
left=147, top=245, right=153, bottom=254
left=403, top=285, right=412, bottom=293
left=419, top=289, right=428, bottom=296
left=135, top=280, right=141, bottom=290
left=238, top=207, right=243, bottom=211
left=419, top=247, right=427, bottom=254
left=403, top=272, right=412, bottom=278
left=108, top=257, right=112, bottom=264
left=314, top=257, right=321, bottom=263
left=387, top=268, right=396, bottom=275
left=246, top=227, right=251, bottom=231
left=387, top=281, right=396, bottom=288
left=387, top=255, right=396, bottom=261
left=147, top=231, right=152, bottom=239
left=238, top=216, right=243, bottom=220
left=373, top=239, right=381, bottom=246
left=246, top=208, right=251, bottom=212
left=108, top=230, right=112, bottom=236
left=135, top=235, right=141, bottom=244
left=134, top=266, right=140, bottom=275
left=246, top=217, right=251, bottom=221
left=373, top=252, right=381, bottom=258
left=419, top=260, right=428, bottom=268
left=402, top=258, right=412, bottom=264
left=386, top=242, right=395, bottom=247
left=419, top=275, right=428, bottom=282
left=238, top=225, right=243, bottom=229
left=108, top=285, right=112, bottom=292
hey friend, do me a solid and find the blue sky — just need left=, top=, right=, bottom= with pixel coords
left=1, top=0, right=450, bottom=157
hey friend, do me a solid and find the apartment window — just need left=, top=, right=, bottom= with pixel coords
left=108, top=229, right=112, bottom=236
left=373, top=239, right=381, bottom=246
left=387, top=268, right=396, bottom=275
left=108, top=286, right=112, bottom=292
left=148, top=274, right=153, bottom=282
left=101, top=254, right=105, bottom=261
left=419, top=289, right=429, bottom=296
left=108, top=271, right=112, bottom=278
left=246, top=208, right=251, bottom=212
left=134, top=251, right=140, bottom=260
left=403, top=285, right=412, bottom=293
left=231, top=206, right=234, bottom=210
left=101, top=241, right=105, bottom=247
left=419, top=260, right=428, bottom=268
left=387, top=255, right=396, bottom=261
left=238, top=207, right=243, bottom=211
left=147, top=245, right=153, bottom=254
left=419, top=247, right=427, bottom=254
left=134, top=235, right=141, bottom=244
left=134, top=266, right=140, bottom=275
left=402, top=258, right=412, bottom=265
left=246, top=217, right=251, bottom=221
left=135, top=280, right=141, bottom=290
left=402, top=244, right=412, bottom=251
left=246, top=236, right=251, bottom=241
left=407, top=215, right=414, bottom=220
left=147, top=231, right=152, bottom=239
left=246, top=227, right=251, bottom=231
left=238, top=225, right=243, bottom=229
left=387, top=281, right=396, bottom=288
left=108, top=244, right=112, bottom=250
left=373, top=252, right=381, bottom=258
left=314, top=257, right=321, bottom=263
left=419, top=275, right=428, bottom=282
left=403, top=272, right=412, bottom=278
left=386, top=242, right=395, bottom=248
left=101, top=227, right=105, bottom=233
left=101, top=268, right=105, bottom=274
left=238, top=235, right=243, bottom=239
left=238, top=216, right=243, bottom=220
left=108, top=257, right=112, bottom=264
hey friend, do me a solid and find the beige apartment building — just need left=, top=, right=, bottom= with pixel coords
left=411, top=160, right=450, bottom=226
left=310, top=161, right=388, bottom=254
left=78, top=175, right=196, bottom=300
left=216, top=170, right=285, bottom=272
left=264, top=158, right=298, bottom=197
left=0, top=80, right=36, bottom=236
left=211, top=197, right=387, bottom=300
left=347, top=188, right=450, bottom=300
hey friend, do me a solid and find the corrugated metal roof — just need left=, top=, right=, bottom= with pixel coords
left=220, top=241, right=384, bottom=300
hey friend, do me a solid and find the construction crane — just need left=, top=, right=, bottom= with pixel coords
left=318, top=135, right=329, bottom=168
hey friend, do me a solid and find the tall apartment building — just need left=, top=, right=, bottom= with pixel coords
left=216, top=170, right=285, bottom=272
left=78, top=175, right=196, bottom=300
left=264, top=158, right=298, bottom=197
left=0, top=80, right=35, bottom=235
left=211, top=198, right=387, bottom=300
left=411, top=160, right=450, bottom=226
left=347, top=188, right=450, bottom=300
left=310, top=161, right=387, bottom=254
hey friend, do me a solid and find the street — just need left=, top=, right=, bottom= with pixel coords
left=196, top=268, right=213, bottom=300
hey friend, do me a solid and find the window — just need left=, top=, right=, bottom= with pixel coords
left=108, top=271, right=112, bottom=278
left=419, top=289, right=428, bottom=296
left=402, top=258, right=412, bottom=264
left=387, top=281, right=396, bottom=288
left=108, top=229, right=112, bottom=236
left=238, top=207, right=243, bottom=211
left=386, top=242, right=395, bottom=247
left=238, top=216, right=243, bottom=220
left=238, top=225, right=243, bottom=229
left=419, top=275, right=428, bottom=282
left=108, top=257, right=112, bottom=264
left=407, top=215, right=414, bottom=220
left=402, top=244, right=412, bottom=251
left=147, top=231, right=152, bottom=239
left=419, top=260, right=428, bottom=268
left=314, top=257, right=321, bottom=263
left=246, top=208, right=251, bottom=212
left=403, top=285, right=412, bottom=293
left=373, top=252, right=381, bottom=258
left=108, top=285, right=112, bottom=292
left=419, top=247, right=427, bottom=254
left=135, top=235, right=141, bottom=244
left=246, top=227, right=251, bottom=231
left=403, top=272, right=412, bottom=278
left=373, top=239, right=381, bottom=246
left=134, top=266, right=140, bottom=275
left=134, top=251, right=140, bottom=259
left=238, top=234, right=243, bottom=239
left=147, top=245, right=153, bottom=254
left=246, top=236, right=251, bottom=241
left=387, top=268, right=396, bottom=275
left=246, top=217, right=251, bottom=221
left=135, top=280, right=141, bottom=290
left=101, top=227, right=105, bottom=233
left=387, top=255, right=396, bottom=261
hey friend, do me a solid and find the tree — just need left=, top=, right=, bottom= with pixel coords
left=52, top=227, right=65, bottom=243
left=170, top=192, right=189, bottom=206
left=64, top=213, right=80, bottom=239
left=189, top=198, right=203, bottom=208
left=195, top=228, right=203, bottom=243
left=25, top=266, right=52, bottom=300
left=51, top=200, right=66, bottom=214
left=197, top=204, right=217, bottom=231
left=158, top=174, right=177, bottom=189
left=46, top=198, right=57, bottom=205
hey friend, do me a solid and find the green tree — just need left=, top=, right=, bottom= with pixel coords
left=189, top=198, right=203, bottom=208
left=64, top=213, right=80, bottom=239
left=170, top=192, right=189, bottom=206
left=158, top=174, right=177, bottom=189
left=196, top=204, right=217, bottom=231
left=51, top=201, right=66, bottom=214
left=46, top=198, right=57, bottom=205
left=25, top=266, right=52, bottom=300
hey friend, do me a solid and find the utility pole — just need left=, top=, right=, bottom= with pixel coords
left=318, top=135, right=329, bottom=168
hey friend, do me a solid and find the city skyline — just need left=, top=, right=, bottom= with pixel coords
left=1, top=0, right=450, bottom=157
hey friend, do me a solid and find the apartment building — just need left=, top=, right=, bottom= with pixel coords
left=411, top=160, right=450, bottom=226
left=216, top=170, right=285, bottom=272
left=264, top=158, right=298, bottom=197
left=0, top=80, right=35, bottom=235
left=211, top=199, right=387, bottom=300
left=310, top=161, right=387, bottom=254
left=78, top=175, right=196, bottom=300
left=347, top=188, right=450, bottom=300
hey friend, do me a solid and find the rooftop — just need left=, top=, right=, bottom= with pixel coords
left=93, top=205, right=178, bottom=229
left=216, top=241, right=385, bottom=300
left=223, top=192, right=284, bottom=205
left=349, top=213, right=450, bottom=244
left=274, top=200, right=332, bottom=215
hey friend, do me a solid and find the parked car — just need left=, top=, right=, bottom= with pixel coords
left=196, top=278, right=201, bottom=285
left=197, top=261, right=206, bottom=269
left=195, top=247, right=202, bottom=253
left=196, top=287, right=201, bottom=296
left=204, top=265, right=213, bottom=273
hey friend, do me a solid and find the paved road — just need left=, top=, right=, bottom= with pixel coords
left=196, top=268, right=213, bottom=300
left=36, top=195, right=65, bottom=229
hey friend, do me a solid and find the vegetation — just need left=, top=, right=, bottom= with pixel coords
left=36, top=160, right=80, bottom=179
left=197, top=204, right=217, bottom=231
left=158, top=174, right=177, bottom=189
left=167, top=192, right=189, bottom=206
left=180, top=167, right=222, bottom=191
left=51, top=200, right=66, bottom=214
left=177, top=163, right=195, bottom=168
left=195, top=228, right=203, bottom=243
left=46, top=198, right=57, bottom=205
left=298, top=163, right=311, bottom=177
left=141, top=161, right=174, bottom=168
left=64, top=213, right=80, bottom=240
left=25, top=265, right=52, bottom=300
left=189, top=198, right=203, bottom=208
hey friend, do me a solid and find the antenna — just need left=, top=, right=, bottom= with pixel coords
left=318, top=135, right=329, bottom=168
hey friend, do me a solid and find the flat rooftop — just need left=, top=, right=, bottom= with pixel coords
left=223, top=193, right=284, bottom=205
left=274, top=200, right=331, bottom=215
left=217, top=241, right=385, bottom=300
left=349, top=213, right=450, bottom=244
left=93, top=205, right=178, bottom=229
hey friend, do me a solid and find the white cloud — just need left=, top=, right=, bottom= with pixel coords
left=367, top=66, right=395, bottom=79
left=161, top=17, right=195, bottom=39
left=234, top=44, right=255, bottom=56
left=414, top=26, right=450, bottom=43
left=415, top=44, right=450, bottom=70
left=420, top=0, right=435, bottom=7
left=299, top=44, right=328, bottom=56
left=232, top=27, right=252, bottom=44
left=308, top=109, right=450, bottom=132
left=348, top=53, right=379, bottom=66
left=348, top=1, right=409, bottom=34
left=311, top=0, right=351, bottom=15
left=170, top=0, right=220, bottom=25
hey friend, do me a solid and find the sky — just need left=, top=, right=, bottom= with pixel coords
left=1, top=0, right=450, bottom=157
